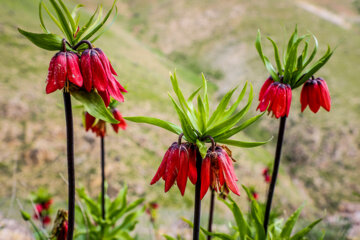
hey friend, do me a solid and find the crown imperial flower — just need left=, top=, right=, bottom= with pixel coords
left=46, top=51, right=83, bottom=94
left=257, top=81, right=292, bottom=118
left=151, top=141, right=197, bottom=196
left=200, top=146, right=240, bottom=200
left=81, top=48, right=127, bottom=103
left=300, top=77, right=331, bottom=113
left=111, top=108, right=127, bottom=133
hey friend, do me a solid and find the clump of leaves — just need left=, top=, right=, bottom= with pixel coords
left=74, top=185, right=145, bottom=240
left=126, top=72, right=270, bottom=158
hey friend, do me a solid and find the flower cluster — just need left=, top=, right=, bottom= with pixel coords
left=33, top=199, right=53, bottom=226
left=84, top=108, right=127, bottom=137
left=150, top=141, right=197, bottom=196
left=257, top=76, right=331, bottom=118
left=46, top=45, right=126, bottom=106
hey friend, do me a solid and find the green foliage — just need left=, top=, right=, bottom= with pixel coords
left=125, top=72, right=270, bottom=158
left=75, top=185, right=145, bottom=240
left=30, top=187, right=52, bottom=204
left=256, top=27, right=333, bottom=89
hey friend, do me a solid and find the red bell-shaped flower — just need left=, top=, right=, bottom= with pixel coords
left=200, top=146, right=240, bottom=200
left=111, top=108, right=127, bottom=133
left=80, top=48, right=127, bottom=103
left=300, top=77, right=331, bottom=113
left=46, top=51, right=83, bottom=94
left=258, top=76, right=274, bottom=101
left=151, top=142, right=196, bottom=196
left=257, top=81, right=292, bottom=118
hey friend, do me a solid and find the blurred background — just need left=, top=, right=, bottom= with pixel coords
left=0, top=0, right=360, bottom=239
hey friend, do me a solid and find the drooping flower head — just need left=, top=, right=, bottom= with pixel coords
left=81, top=47, right=127, bottom=104
left=262, top=167, right=271, bottom=183
left=200, top=145, right=240, bottom=200
left=257, top=81, right=292, bottom=119
left=150, top=140, right=197, bottom=196
left=300, top=77, right=331, bottom=113
left=84, top=107, right=127, bottom=137
left=46, top=51, right=83, bottom=94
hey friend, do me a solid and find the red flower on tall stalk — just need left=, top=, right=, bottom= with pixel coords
left=150, top=142, right=197, bottom=196
left=257, top=81, right=292, bottom=118
left=46, top=51, right=83, bottom=94
left=57, top=221, right=68, bottom=240
left=81, top=48, right=127, bottom=104
left=200, top=146, right=240, bottom=200
left=300, top=77, right=331, bottom=113
left=111, top=108, right=127, bottom=132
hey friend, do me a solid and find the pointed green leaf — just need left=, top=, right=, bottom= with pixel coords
left=223, top=82, right=248, bottom=118
left=82, top=0, right=117, bottom=41
left=228, top=197, right=250, bottom=239
left=74, top=5, right=99, bottom=42
left=58, top=0, right=76, bottom=32
left=217, top=138, right=271, bottom=148
left=71, top=4, right=84, bottom=19
left=49, top=0, right=73, bottom=43
left=197, top=95, right=207, bottom=133
left=90, top=6, right=118, bottom=43
left=18, top=28, right=70, bottom=51
left=38, top=1, right=49, bottom=33
left=41, top=2, right=66, bottom=35
left=214, top=112, right=264, bottom=141
left=290, top=219, right=322, bottom=240
left=124, top=116, right=182, bottom=135
left=200, top=227, right=233, bottom=240
left=280, top=205, right=304, bottom=238
left=170, top=71, right=189, bottom=112
left=267, top=37, right=282, bottom=74
left=302, top=34, right=318, bottom=69
left=71, top=89, right=119, bottom=124
left=202, top=73, right=210, bottom=118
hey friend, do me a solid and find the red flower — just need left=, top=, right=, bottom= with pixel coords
left=57, top=221, right=68, bottom=240
left=257, top=81, right=292, bottom=118
left=33, top=204, right=43, bottom=220
left=252, top=191, right=259, bottom=200
left=300, top=77, right=331, bottom=113
left=200, top=146, right=240, bottom=200
left=262, top=168, right=271, bottom=183
left=111, top=108, right=127, bottom=132
left=42, top=215, right=51, bottom=226
left=151, top=143, right=196, bottom=196
left=91, top=120, right=106, bottom=137
left=84, top=112, right=96, bottom=131
left=258, top=77, right=274, bottom=101
left=80, top=48, right=127, bottom=103
left=46, top=51, right=83, bottom=94
left=42, top=199, right=53, bottom=210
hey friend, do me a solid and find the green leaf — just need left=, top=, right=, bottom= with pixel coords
left=302, top=34, right=318, bottom=69
left=18, top=28, right=69, bottom=51
left=90, top=6, right=118, bottom=43
left=41, top=2, right=66, bottom=35
left=71, top=4, right=84, bottom=19
left=71, top=89, right=119, bottom=124
left=223, top=82, right=248, bottom=118
left=228, top=197, right=250, bottom=240
left=58, top=0, right=77, bottom=32
left=170, top=71, right=190, bottom=112
left=74, top=5, right=99, bottom=42
left=207, top=87, right=237, bottom=127
left=49, top=0, right=74, bottom=43
left=267, top=37, right=282, bottom=74
left=197, top=95, right=207, bottom=133
left=82, top=0, right=117, bottom=41
left=201, top=227, right=234, bottom=240
left=124, top=116, right=182, bottom=135
left=290, top=219, right=322, bottom=240
left=202, top=73, right=210, bottom=118
left=280, top=205, right=304, bottom=238
left=187, top=86, right=202, bottom=103
left=38, top=1, right=48, bottom=33
left=196, top=139, right=207, bottom=159
left=217, top=138, right=271, bottom=148
left=214, top=112, right=264, bottom=141
left=108, top=185, right=127, bottom=216
left=294, top=46, right=333, bottom=88
left=255, top=30, right=280, bottom=82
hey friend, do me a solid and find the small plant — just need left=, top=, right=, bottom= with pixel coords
left=74, top=185, right=145, bottom=240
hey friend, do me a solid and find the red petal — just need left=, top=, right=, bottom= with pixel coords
left=268, top=85, right=280, bottom=118
left=308, top=82, right=321, bottom=113
left=81, top=50, right=93, bottom=92
left=90, top=50, right=108, bottom=92
left=66, top=52, right=83, bottom=87
left=107, top=77, right=125, bottom=102
left=46, top=56, right=58, bottom=94
left=259, top=77, right=273, bottom=101
left=85, top=112, right=96, bottom=131
left=188, top=146, right=197, bottom=185
left=318, top=79, right=331, bottom=111
left=150, top=149, right=170, bottom=185
left=274, top=85, right=286, bottom=118
left=164, top=146, right=180, bottom=192
left=285, top=85, right=292, bottom=117
left=257, top=84, right=274, bottom=112
left=200, top=156, right=211, bottom=200
left=111, top=109, right=127, bottom=132
left=98, top=90, right=110, bottom=107
left=109, top=61, right=118, bottom=76
left=220, top=154, right=240, bottom=196
left=53, top=52, right=67, bottom=90
left=176, top=146, right=189, bottom=196
left=300, top=83, right=309, bottom=112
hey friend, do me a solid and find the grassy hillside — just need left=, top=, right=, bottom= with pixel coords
left=0, top=0, right=359, bottom=239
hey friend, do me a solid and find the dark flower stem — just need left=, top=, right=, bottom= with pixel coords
left=193, top=147, right=203, bottom=240
left=263, top=116, right=287, bottom=235
left=100, top=136, right=106, bottom=220
left=207, top=189, right=215, bottom=240
left=63, top=91, right=75, bottom=240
